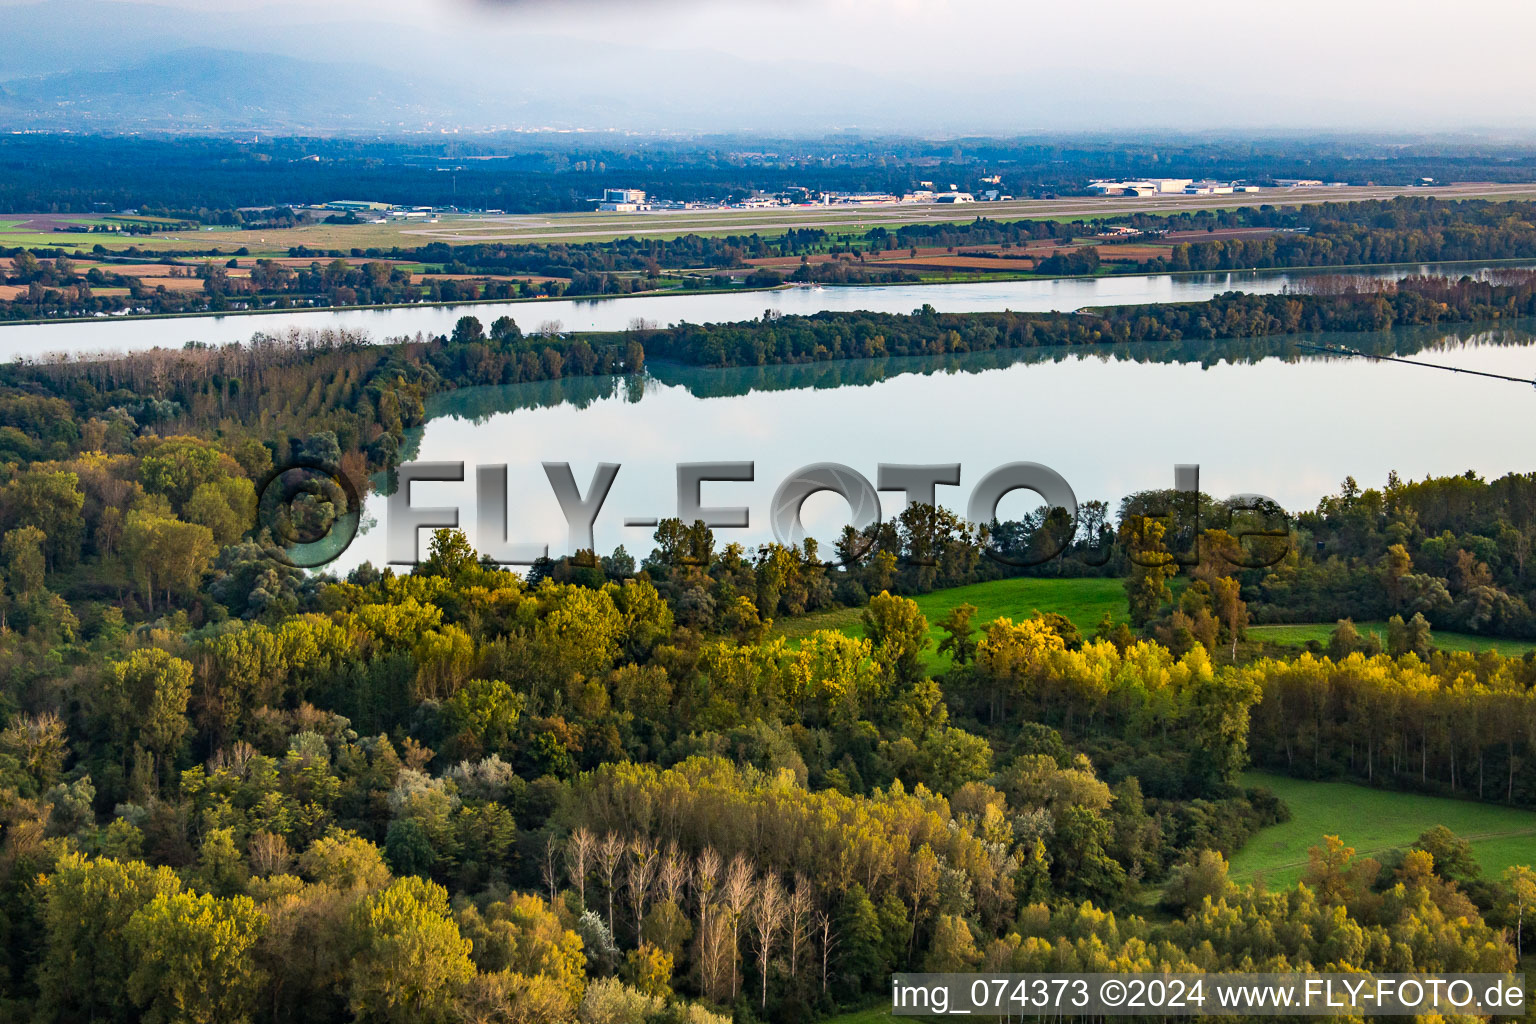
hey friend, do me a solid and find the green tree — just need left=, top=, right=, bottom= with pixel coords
left=832, top=884, right=885, bottom=997
left=122, top=511, right=216, bottom=611
left=1, top=469, right=84, bottom=568
left=922, top=914, right=981, bottom=971
left=1406, top=612, right=1433, bottom=659
left=1328, top=618, right=1362, bottom=660
left=125, top=890, right=267, bottom=1024
left=38, top=853, right=184, bottom=1024
left=1122, top=517, right=1176, bottom=627
left=2, top=525, right=46, bottom=596
left=347, top=876, right=475, bottom=1024
left=936, top=602, right=979, bottom=665
left=184, top=476, right=256, bottom=547
left=862, top=590, right=930, bottom=684
left=104, top=648, right=193, bottom=783
left=1386, top=613, right=1410, bottom=657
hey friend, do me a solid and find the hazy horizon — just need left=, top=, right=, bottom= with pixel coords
left=3, top=0, right=1536, bottom=134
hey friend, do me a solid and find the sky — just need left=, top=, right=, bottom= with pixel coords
left=5, top=0, right=1536, bottom=133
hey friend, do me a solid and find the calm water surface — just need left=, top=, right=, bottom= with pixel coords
left=322, top=321, right=1536, bottom=574
left=6, top=261, right=1533, bottom=361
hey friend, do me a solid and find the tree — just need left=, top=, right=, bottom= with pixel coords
left=832, top=884, right=884, bottom=997
left=2, top=525, right=46, bottom=596
left=751, top=873, right=787, bottom=1009
left=1406, top=612, right=1434, bottom=659
left=184, top=476, right=256, bottom=546
left=125, top=890, right=267, bottom=1024
left=936, top=602, right=979, bottom=665
left=451, top=315, right=486, bottom=345
left=0, top=469, right=84, bottom=569
left=567, top=826, right=595, bottom=912
left=1381, top=543, right=1413, bottom=608
left=596, top=832, right=625, bottom=938
left=922, top=914, right=980, bottom=971
left=862, top=590, right=930, bottom=684
left=1503, top=865, right=1536, bottom=958
left=624, top=942, right=673, bottom=999
left=1122, top=517, right=1176, bottom=627
left=103, top=648, right=193, bottom=785
left=346, top=876, right=475, bottom=1024
left=1328, top=618, right=1361, bottom=660
left=1161, top=850, right=1235, bottom=915
left=122, top=510, right=216, bottom=611
left=722, top=854, right=755, bottom=1001
left=38, top=853, right=184, bottom=1024
left=1210, top=574, right=1248, bottom=659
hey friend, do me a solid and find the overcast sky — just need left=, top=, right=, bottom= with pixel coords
left=7, top=0, right=1536, bottom=133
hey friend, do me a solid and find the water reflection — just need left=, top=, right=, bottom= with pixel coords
left=330, top=320, right=1536, bottom=576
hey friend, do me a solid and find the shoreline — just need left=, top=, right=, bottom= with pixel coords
left=3, top=255, right=1535, bottom=332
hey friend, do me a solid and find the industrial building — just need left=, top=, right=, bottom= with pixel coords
left=598, top=188, right=649, bottom=211
left=1086, top=178, right=1193, bottom=196
left=1086, top=178, right=1261, bottom=197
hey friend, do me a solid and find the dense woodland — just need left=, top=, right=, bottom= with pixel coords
left=4, top=284, right=1536, bottom=1021
left=12, top=134, right=1536, bottom=214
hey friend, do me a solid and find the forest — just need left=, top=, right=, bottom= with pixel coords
left=4, top=282, right=1536, bottom=1022
left=11, top=135, right=1536, bottom=215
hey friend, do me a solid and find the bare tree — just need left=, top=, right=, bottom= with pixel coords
left=566, top=826, right=595, bottom=912
left=751, top=873, right=787, bottom=1009
left=658, top=840, right=689, bottom=909
left=722, top=854, right=756, bottom=1001
left=787, top=874, right=813, bottom=979
left=695, top=846, right=721, bottom=921
left=596, top=831, right=626, bottom=936
left=541, top=834, right=561, bottom=906
left=816, top=910, right=837, bottom=994
left=694, top=909, right=734, bottom=1002
left=625, top=836, right=658, bottom=943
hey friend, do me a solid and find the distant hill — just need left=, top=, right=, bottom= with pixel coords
left=0, top=47, right=473, bottom=130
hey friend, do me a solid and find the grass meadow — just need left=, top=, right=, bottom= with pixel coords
left=1232, top=771, right=1536, bottom=888
left=769, top=576, right=1129, bottom=672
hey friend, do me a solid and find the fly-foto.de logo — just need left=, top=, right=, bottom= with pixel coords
left=349, top=460, right=1291, bottom=570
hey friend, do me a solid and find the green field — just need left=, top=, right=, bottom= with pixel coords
left=1231, top=771, right=1536, bottom=888
left=826, top=1008, right=902, bottom=1024
left=1249, top=622, right=1536, bottom=657
left=771, top=576, right=1128, bottom=672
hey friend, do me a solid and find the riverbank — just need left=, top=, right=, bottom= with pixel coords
left=7, top=255, right=1536, bottom=332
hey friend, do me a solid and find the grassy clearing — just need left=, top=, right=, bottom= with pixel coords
left=770, top=576, right=1128, bottom=672
left=1231, top=771, right=1536, bottom=888
left=824, top=1008, right=902, bottom=1024
left=1248, top=622, right=1536, bottom=657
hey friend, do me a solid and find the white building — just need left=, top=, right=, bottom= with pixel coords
left=934, top=192, right=974, bottom=203
left=1086, top=178, right=1194, bottom=196
left=599, top=187, right=650, bottom=211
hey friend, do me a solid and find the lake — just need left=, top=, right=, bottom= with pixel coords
left=317, top=319, right=1536, bottom=574
left=6, top=260, right=1533, bottom=361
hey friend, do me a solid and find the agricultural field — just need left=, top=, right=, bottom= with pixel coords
left=1248, top=622, right=1536, bottom=657
left=1231, top=771, right=1536, bottom=888
left=770, top=576, right=1128, bottom=672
